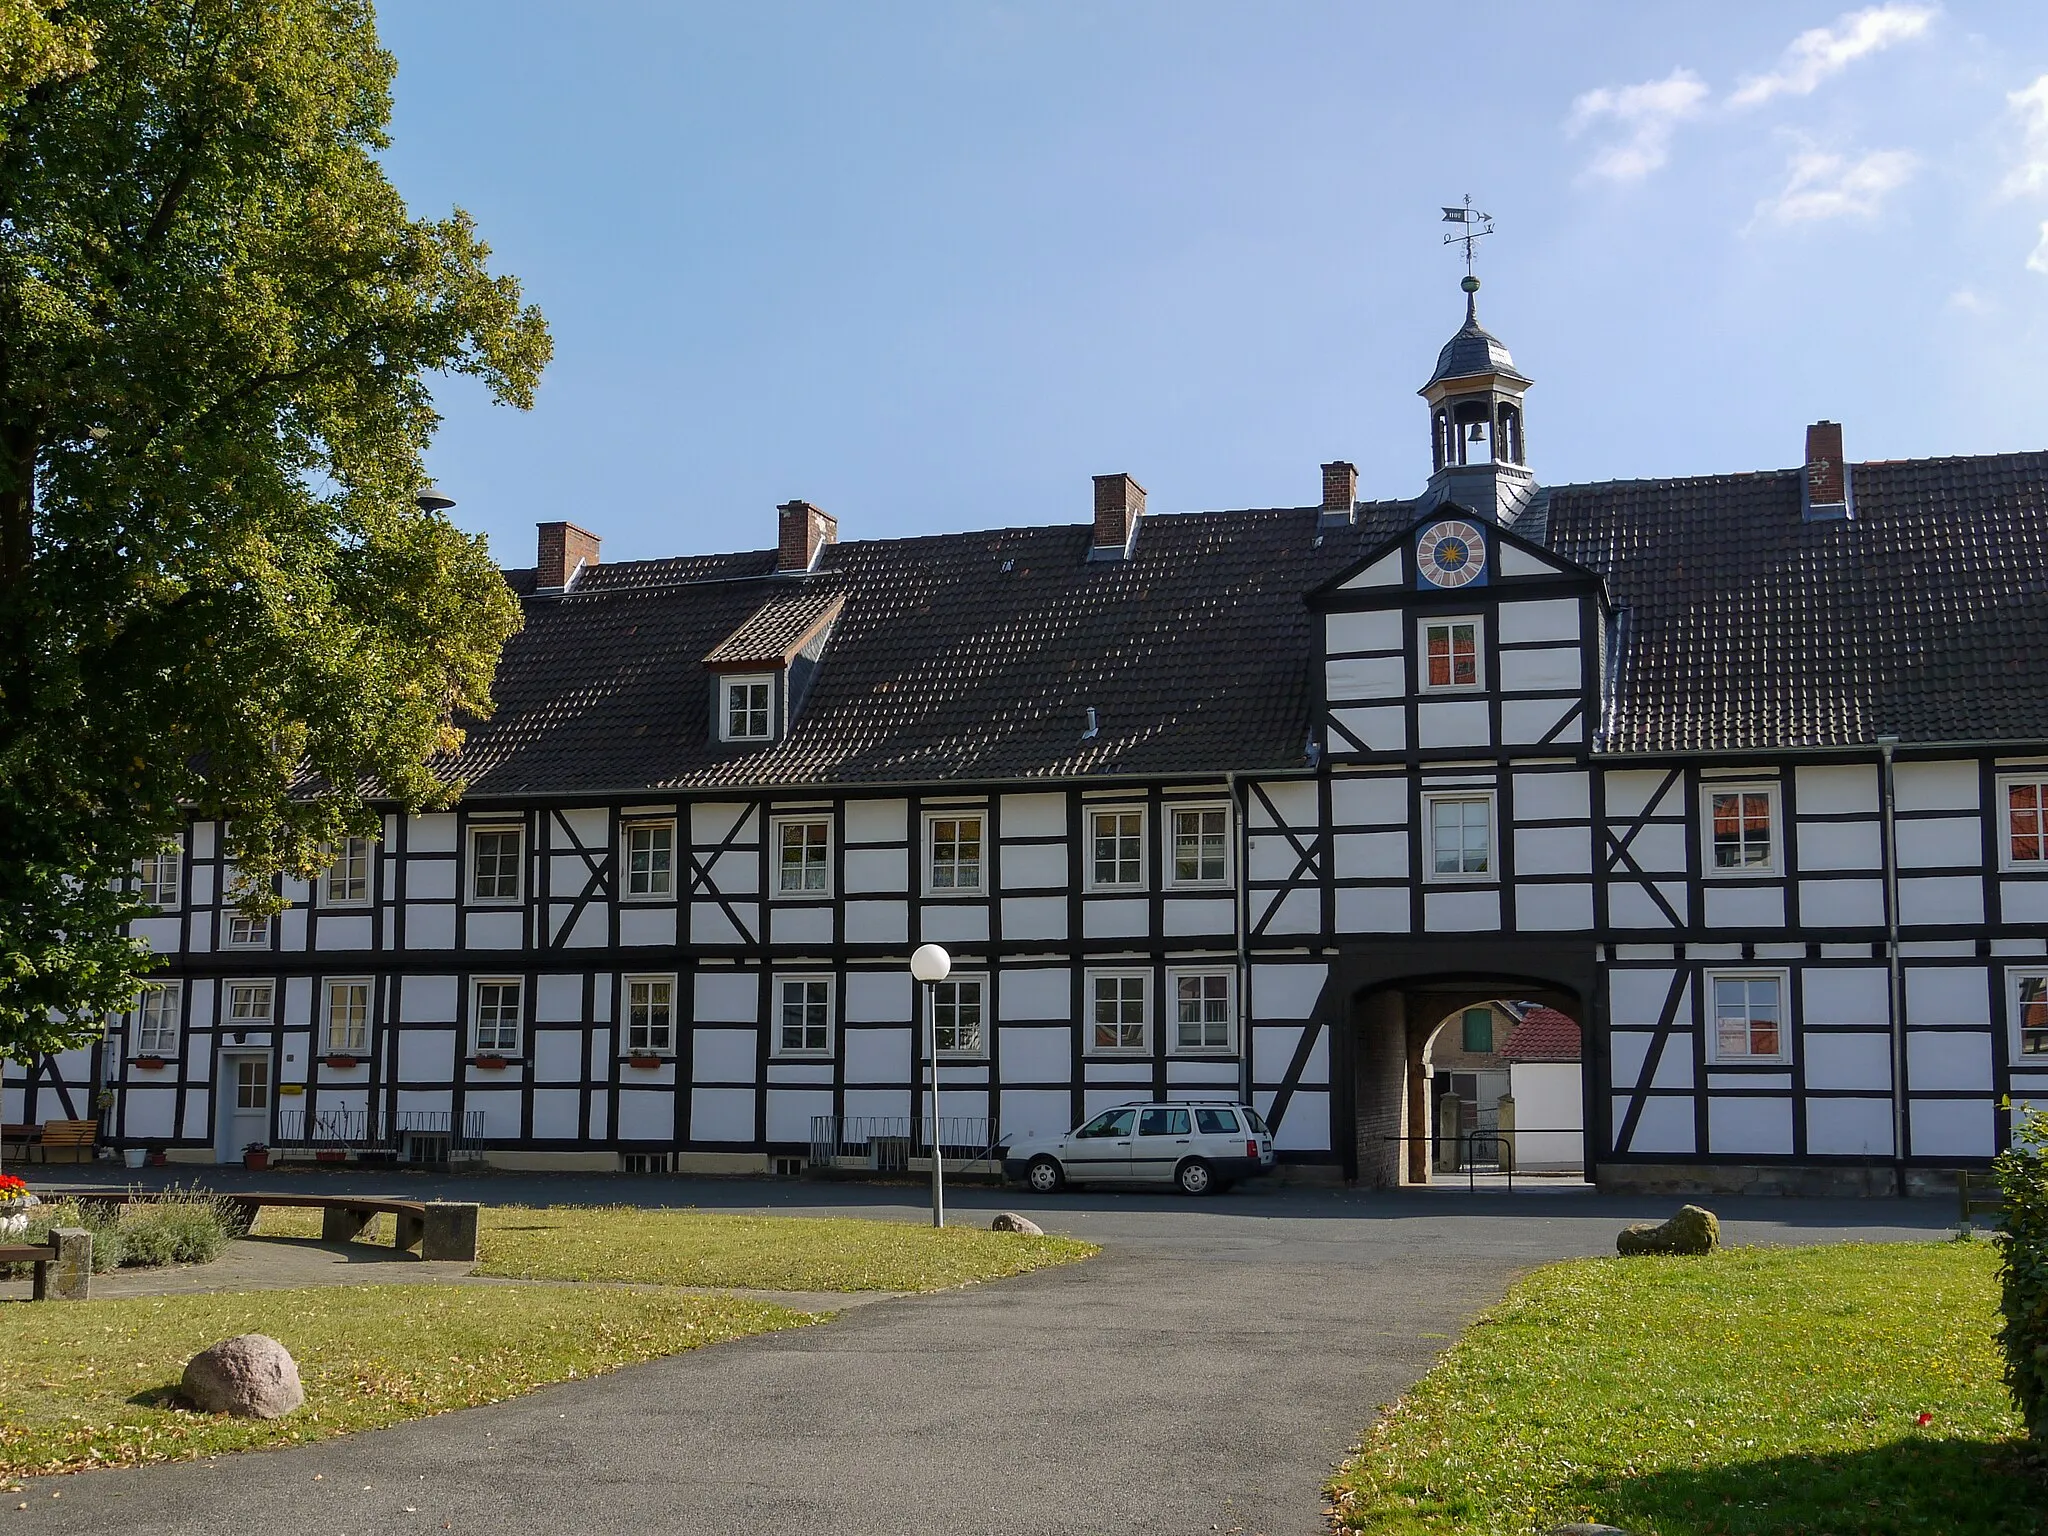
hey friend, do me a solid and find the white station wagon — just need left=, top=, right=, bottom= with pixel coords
left=1001, top=1101, right=1276, bottom=1195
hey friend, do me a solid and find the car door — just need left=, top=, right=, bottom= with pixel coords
left=1132, top=1105, right=1193, bottom=1182
left=1193, top=1106, right=1242, bottom=1163
left=1060, top=1108, right=1136, bottom=1182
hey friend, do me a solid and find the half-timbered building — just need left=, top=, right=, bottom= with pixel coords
left=16, top=275, right=2048, bottom=1194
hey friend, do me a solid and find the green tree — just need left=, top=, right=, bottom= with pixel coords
left=0, top=0, right=549, bottom=1056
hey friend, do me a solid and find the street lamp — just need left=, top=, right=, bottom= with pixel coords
left=909, top=942, right=951, bottom=1228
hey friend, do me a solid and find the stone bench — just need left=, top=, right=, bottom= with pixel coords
left=224, top=1193, right=479, bottom=1262
left=0, top=1228, right=93, bottom=1300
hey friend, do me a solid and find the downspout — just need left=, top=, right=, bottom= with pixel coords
left=1878, top=735, right=1906, bottom=1197
left=1227, top=770, right=1252, bottom=1105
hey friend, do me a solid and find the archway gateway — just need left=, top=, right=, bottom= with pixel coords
left=1323, top=942, right=1597, bottom=1187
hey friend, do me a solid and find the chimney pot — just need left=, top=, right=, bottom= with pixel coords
left=777, top=500, right=837, bottom=573
left=1320, top=461, right=1358, bottom=516
left=1091, top=473, right=1146, bottom=557
left=536, top=521, right=600, bottom=589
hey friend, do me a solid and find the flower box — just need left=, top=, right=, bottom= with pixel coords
left=243, top=1146, right=270, bottom=1171
left=314, top=1150, right=347, bottom=1163
left=626, top=1053, right=663, bottom=1069
left=472, top=1054, right=511, bottom=1070
left=132, top=1055, right=169, bottom=1070
left=323, top=1054, right=361, bottom=1069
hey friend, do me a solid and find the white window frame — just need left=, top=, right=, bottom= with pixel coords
left=471, top=976, right=525, bottom=1056
left=2012, top=970, right=2048, bottom=1064
left=622, top=818, right=676, bottom=900
left=923, top=809, right=986, bottom=896
left=323, top=977, right=372, bottom=1056
left=771, top=814, right=833, bottom=899
left=1086, top=969, right=1151, bottom=1056
left=1419, top=614, right=1485, bottom=693
left=1704, top=968, right=1791, bottom=1065
left=1167, top=966, right=1237, bottom=1056
left=1086, top=806, right=1147, bottom=892
left=224, top=911, right=272, bottom=948
left=1998, top=773, right=2048, bottom=874
left=225, top=980, right=275, bottom=1025
left=468, top=823, right=525, bottom=905
left=623, top=973, right=677, bottom=1056
left=772, top=973, right=835, bottom=1059
left=320, top=836, right=374, bottom=908
left=1422, top=790, right=1496, bottom=883
left=136, top=843, right=182, bottom=909
left=721, top=674, right=775, bottom=742
left=133, top=983, right=181, bottom=1057
left=1166, top=802, right=1231, bottom=889
left=1701, top=782, right=1782, bottom=878
left=929, top=973, right=988, bottom=1059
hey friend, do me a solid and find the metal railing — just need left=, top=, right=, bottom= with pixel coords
left=274, top=1108, right=486, bottom=1163
left=1383, top=1130, right=1588, bottom=1192
left=810, top=1115, right=1003, bottom=1174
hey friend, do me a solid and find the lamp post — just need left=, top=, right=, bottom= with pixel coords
left=909, top=943, right=951, bottom=1228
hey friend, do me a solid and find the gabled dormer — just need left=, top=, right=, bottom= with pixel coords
left=703, top=587, right=845, bottom=748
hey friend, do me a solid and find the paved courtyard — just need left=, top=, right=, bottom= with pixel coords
left=7, top=1173, right=1954, bottom=1536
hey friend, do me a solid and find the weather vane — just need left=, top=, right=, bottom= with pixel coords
left=1441, top=195, right=1495, bottom=287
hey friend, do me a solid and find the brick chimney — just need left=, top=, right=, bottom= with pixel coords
left=1321, top=461, right=1358, bottom=517
left=1803, top=420, right=1851, bottom=519
left=536, top=521, right=600, bottom=589
left=1091, top=473, right=1146, bottom=558
left=777, top=500, right=837, bottom=573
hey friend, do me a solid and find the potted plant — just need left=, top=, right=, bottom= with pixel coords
left=473, top=1053, right=509, bottom=1070
left=627, top=1052, right=662, bottom=1069
left=323, top=1053, right=359, bottom=1069
left=133, top=1055, right=168, bottom=1070
left=0, top=1174, right=36, bottom=1237
left=242, top=1141, right=270, bottom=1171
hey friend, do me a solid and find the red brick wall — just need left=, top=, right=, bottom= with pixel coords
left=1321, top=460, right=1357, bottom=512
left=536, top=522, right=600, bottom=588
left=1805, top=421, right=1846, bottom=505
left=1091, top=473, right=1146, bottom=551
left=778, top=500, right=838, bottom=572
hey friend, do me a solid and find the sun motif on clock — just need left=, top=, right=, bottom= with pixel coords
left=1416, top=519, right=1487, bottom=589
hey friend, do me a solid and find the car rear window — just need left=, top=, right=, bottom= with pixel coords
left=1243, top=1107, right=1272, bottom=1135
left=1138, top=1107, right=1191, bottom=1136
left=1194, top=1108, right=1239, bottom=1134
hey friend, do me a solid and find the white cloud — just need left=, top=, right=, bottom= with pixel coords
left=2028, top=222, right=2048, bottom=274
left=1729, top=3, right=1938, bottom=108
left=1947, top=287, right=1989, bottom=312
left=1752, top=147, right=1919, bottom=224
left=2002, top=75, right=2048, bottom=199
left=1565, top=69, right=1711, bottom=181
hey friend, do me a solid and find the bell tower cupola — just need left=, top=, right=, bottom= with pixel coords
left=1420, top=202, right=1535, bottom=527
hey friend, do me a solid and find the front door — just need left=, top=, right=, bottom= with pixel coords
left=215, top=1053, right=271, bottom=1163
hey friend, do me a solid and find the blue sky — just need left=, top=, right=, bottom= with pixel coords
left=379, top=3, right=2048, bottom=566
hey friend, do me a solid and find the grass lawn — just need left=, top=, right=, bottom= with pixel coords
left=252, top=1203, right=1097, bottom=1291
left=0, top=1284, right=811, bottom=1478
left=1328, top=1241, right=2042, bottom=1536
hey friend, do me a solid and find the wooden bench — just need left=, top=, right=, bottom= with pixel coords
left=1961, top=1169, right=2007, bottom=1227
left=1, top=1123, right=38, bottom=1162
left=0, top=1229, right=93, bottom=1300
left=225, top=1193, right=479, bottom=1263
left=38, top=1121, right=97, bottom=1165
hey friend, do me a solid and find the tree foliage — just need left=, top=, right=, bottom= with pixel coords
left=1993, top=1107, right=2048, bottom=1438
left=0, top=0, right=549, bottom=1055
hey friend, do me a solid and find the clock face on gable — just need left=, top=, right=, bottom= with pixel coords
left=1415, top=519, right=1488, bottom=590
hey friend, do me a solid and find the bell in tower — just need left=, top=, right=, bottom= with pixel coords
left=1420, top=210, right=1535, bottom=527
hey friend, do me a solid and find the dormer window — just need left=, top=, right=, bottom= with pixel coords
left=723, top=676, right=773, bottom=742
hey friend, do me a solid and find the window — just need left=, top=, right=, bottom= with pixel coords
left=235, top=1056, right=270, bottom=1112
left=1089, top=972, right=1150, bottom=1054
left=926, top=812, right=984, bottom=893
left=1422, top=618, right=1481, bottom=691
left=134, top=984, right=180, bottom=1055
left=1090, top=809, right=1144, bottom=888
left=775, top=975, right=832, bottom=1057
left=1426, top=793, right=1493, bottom=879
left=1169, top=968, right=1235, bottom=1053
left=625, top=975, right=675, bottom=1054
left=1708, top=972, right=1787, bottom=1063
left=774, top=817, right=831, bottom=896
left=322, top=836, right=372, bottom=906
left=932, top=976, right=985, bottom=1057
left=1706, top=784, right=1778, bottom=874
left=1194, top=1107, right=1240, bottom=1135
left=136, top=845, right=181, bottom=908
left=472, top=979, right=524, bottom=1055
left=470, top=825, right=523, bottom=903
left=1461, top=1007, right=1493, bottom=1053
left=624, top=821, right=674, bottom=898
left=2015, top=974, right=2048, bottom=1059
left=1075, top=1107, right=1135, bottom=1139
left=1170, top=805, right=1229, bottom=886
left=225, top=912, right=270, bottom=947
left=226, top=981, right=274, bottom=1023
left=324, top=979, right=371, bottom=1055
left=1138, top=1106, right=1191, bottom=1136
left=2003, top=777, right=2048, bottom=869
left=723, top=676, right=773, bottom=741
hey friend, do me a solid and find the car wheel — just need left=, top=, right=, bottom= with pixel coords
left=1026, top=1156, right=1065, bottom=1194
left=1176, top=1158, right=1214, bottom=1196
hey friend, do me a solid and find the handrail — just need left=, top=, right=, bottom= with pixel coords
left=1382, top=1130, right=1588, bottom=1192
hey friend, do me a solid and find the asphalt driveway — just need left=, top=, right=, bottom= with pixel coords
left=9, top=1175, right=1954, bottom=1536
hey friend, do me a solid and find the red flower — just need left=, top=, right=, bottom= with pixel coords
left=1916, top=1412, right=1933, bottom=1427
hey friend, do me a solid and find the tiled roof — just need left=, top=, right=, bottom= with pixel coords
left=450, top=503, right=1412, bottom=795
left=703, top=589, right=846, bottom=667
left=1502, top=1007, right=1580, bottom=1062
left=1545, top=451, right=2048, bottom=753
